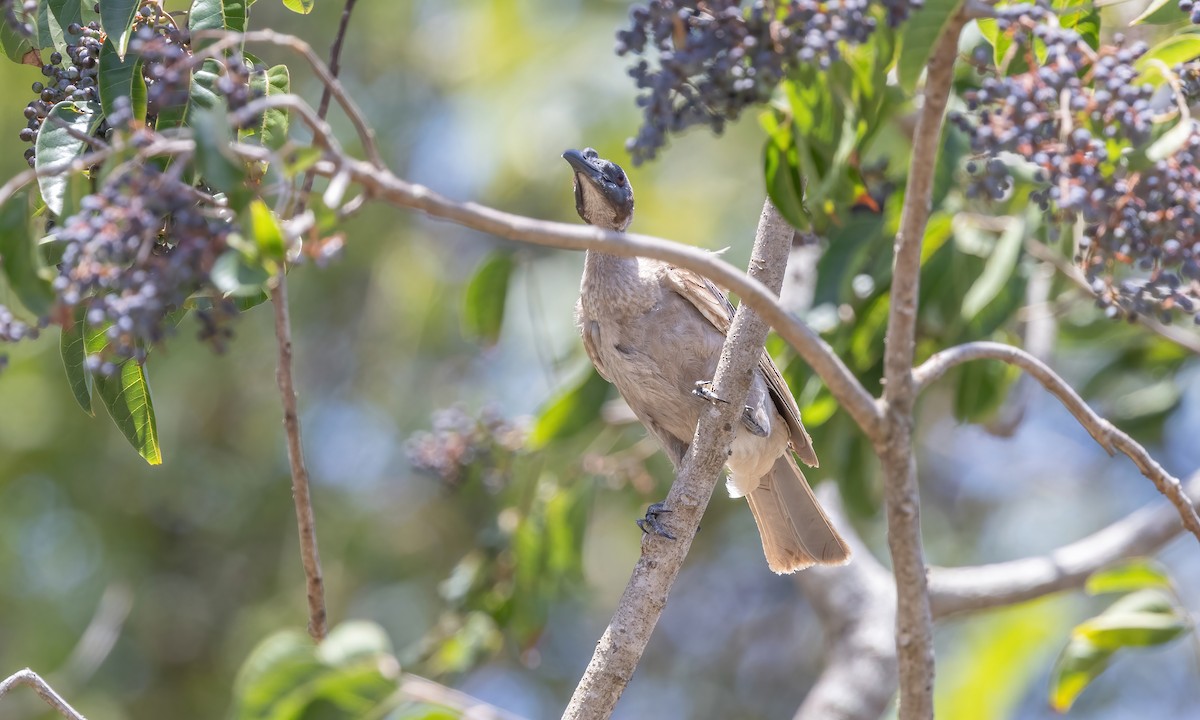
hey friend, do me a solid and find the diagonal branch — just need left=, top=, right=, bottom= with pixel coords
left=912, top=341, right=1200, bottom=544
left=876, top=9, right=970, bottom=719
left=0, top=668, right=87, bottom=720
left=930, top=472, right=1200, bottom=617
left=561, top=200, right=797, bottom=720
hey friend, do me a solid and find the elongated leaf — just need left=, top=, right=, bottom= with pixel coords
left=94, top=357, right=161, bottom=465
left=46, top=0, right=83, bottom=57
left=211, top=249, right=270, bottom=296
left=961, top=216, right=1024, bottom=320
left=898, top=0, right=964, bottom=91
left=1136, top=35, right=1200, bottom=84
left=34, top=100, right=101, bottom=215
left=1049, top=637, right=1114, bottom=713
left=98, top=39, right=147, bottom=121
left=1, top=17, right=37, bottom=64
left=1076, top=611, right=1189, bottom=649
left=1086, top=559, right=1173, bottom=595
left=529, top=369, right=610, bottom=448
left=762, top=114, right=809, bottom=230
left=282, top=0, right=317, bottom=13
left=190, top=106, right=251, bottom=209
left=1133, top=0, right=1188, bottom=24
left=0, top=190, right=54, bottom=315
left=462, top=251, right=513, bottom=345
left=244, top=200, right=286, bottom=263
left=189, top=0, right=247, bottom=50
left=60, top=306, right=93, bottom=415
left=100, top=0, right=140, bottom=58
left=244, top=64, right=290, bottom=150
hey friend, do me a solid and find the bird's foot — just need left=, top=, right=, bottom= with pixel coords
left=692, top=380, right=728, bottom=405
left=636, top=502, right=675, bottom=540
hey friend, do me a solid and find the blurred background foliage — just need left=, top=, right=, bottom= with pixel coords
left=1, top=0, right=1200, bottom=719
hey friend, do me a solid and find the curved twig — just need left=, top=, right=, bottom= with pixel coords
left=913, top=341, right=1200, bottom=545
left=0, top=669, right=87, bottom=720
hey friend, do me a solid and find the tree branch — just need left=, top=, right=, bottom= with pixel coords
left=913, top=341, right=1200, bottom=544
left=793, top=487, right=897, bottom=720
left=400, top=674, right=530, bottom=720
left=561, top=200, right=796, bottom=719
left=876, top=9, right=969, bottom=719
left=930, top=472, right=1200, bottom=617
left=0, top=669, right=87, bottom=720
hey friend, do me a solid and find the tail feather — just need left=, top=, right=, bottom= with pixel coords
left=745, top=454, right=851, bottom=574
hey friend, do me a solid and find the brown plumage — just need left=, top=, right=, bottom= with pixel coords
left=563, top=148, right=851, bottom=573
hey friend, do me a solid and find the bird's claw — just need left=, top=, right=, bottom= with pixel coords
left=692, top=380, right=728, bottom=405
left=637, top=501, right=675, bottom=540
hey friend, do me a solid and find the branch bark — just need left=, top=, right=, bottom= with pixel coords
left=0, top=668, right=87, bottom=720
left=930, top=472, right=1200, bottom=617
left=793, top=487, right=897, bottom=720
left=561, top=200, right=796, bottom=719
left=876, top=10, right=969, bottom=719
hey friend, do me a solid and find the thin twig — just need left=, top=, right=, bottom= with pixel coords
left=300, top=0, right=359, bottom=201
left=271, top=274, right=327, bottom=641
left=876, top=9, right=969, bottom=719
left=0, top=669, right=88, bottom=720
left=912, top=340, right=1200, bottom=545
left=561, top=200, right=796, bottom=719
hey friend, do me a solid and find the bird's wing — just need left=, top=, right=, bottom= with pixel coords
left=663, top=265, right=819, bottom=468
left=575, top=299, right=612, bottom=382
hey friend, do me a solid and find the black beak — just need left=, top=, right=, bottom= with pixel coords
left=563, top=148, right=603, bottom=186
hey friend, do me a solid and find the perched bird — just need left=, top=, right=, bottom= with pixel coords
left=563, top=147, right=851, bottom=573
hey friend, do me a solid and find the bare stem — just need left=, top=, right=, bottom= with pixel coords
left=561, top=200, right=796, bottom=719
left=876, top=10, right=968, bottom=719
left=0, top=669, right=88, bottom=720
left=913, top=341, right=1200, bottom=545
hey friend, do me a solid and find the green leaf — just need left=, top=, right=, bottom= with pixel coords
left=211, top=249, right=270, bottom=297
left=961, top=216, right=1024, bottom=321
left=46, top=0, right=83, bottom=57
left=243, top=64, right=290, bottom=150
left=1055, top=0, right=1100, bottom=49
left=0, top=190, right=55, bottom=315
left=93, top=355, right=162, bottom=465
left=1133, top=0, right=1189, bottom=24
left=1, top=17, right=37, bottom=64
left=232, top=622, right=401, bottom=720
left=528, top=369, right=610, bottom=448
left=1136, top=35, right=1200, bottom=83
left=1086, top=559, right=1173, bottom=595
left=60, top=305, right=93, bottom=415
left=98, top=38, right=147, bottom=121
left=281, top=0, right=316, bottom=14
left=34, top=100, right=101, bottom=215
left=189, top=0, right=247, bottom=51
left=461, top=251, right=513, bottom=345
left=1049, top=637, right=1114, bottom=713
left=99, top=0, right=140, bottom=58
left=762, top=115, right=809, bottom=230
left=190, top=105, right=251, bottom=209
left=1075, top=610, right=1189, bottom=649
left=244, top=200, right=286, bottom=263
left=897, top=0, right=964, bottom=91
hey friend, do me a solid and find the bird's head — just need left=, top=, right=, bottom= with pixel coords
left=562, top=148, right=634, bottom=232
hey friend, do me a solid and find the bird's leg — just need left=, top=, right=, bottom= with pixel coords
left=692, top=379, right=729, bottom=405
left=636, top=502, right=675, bottom=539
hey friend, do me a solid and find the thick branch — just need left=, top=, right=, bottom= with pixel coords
left=561, top=201, right=795, bottom=720
left=913, top=341, right=1200, bottom=544
left=0, top=669, right=87, bottom=720
left=793, top=488, right=897, bottom=720
left=930, top=472, right=1200, bottom=617
left=877, top=10, right=969, bottom=720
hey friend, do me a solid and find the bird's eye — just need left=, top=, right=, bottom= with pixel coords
left=613, top=171, right=626, bottom=187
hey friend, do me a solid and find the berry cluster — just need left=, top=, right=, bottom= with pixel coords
left=53, top=164, right=236, bottom=370
left=217, top=52, right=264, bottom=129
left=20, top=19, right=105, bottom=167
left=128, top=5, right=192, bottom=121
left=952, top=5, right=1200, bottom=324
left=616, top=0, right=922, bottom=163
left=406, top=406, right=526, bottom=489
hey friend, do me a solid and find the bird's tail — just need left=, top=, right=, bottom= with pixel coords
left=745, top=454, right=852, bottom=574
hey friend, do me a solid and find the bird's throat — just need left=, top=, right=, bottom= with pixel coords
left=580, top=250, right=655, bottom=319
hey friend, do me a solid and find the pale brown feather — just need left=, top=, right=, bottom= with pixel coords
left=746, top=455, right=852, bottom=573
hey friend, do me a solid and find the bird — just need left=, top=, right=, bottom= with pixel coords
left=562, top=147, right=851, bottom=574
